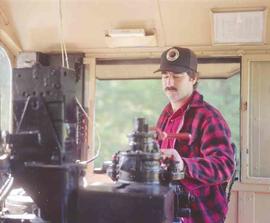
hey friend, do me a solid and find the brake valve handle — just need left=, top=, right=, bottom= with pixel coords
left=149, top=127, right=191, bottom=143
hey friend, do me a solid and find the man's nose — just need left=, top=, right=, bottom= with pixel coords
left=166, top=75, right=175, bottom=86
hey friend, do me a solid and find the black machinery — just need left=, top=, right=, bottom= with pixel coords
left=0, top=63, right=84, bottom=223
left=0, top=62, right=193, bottom=223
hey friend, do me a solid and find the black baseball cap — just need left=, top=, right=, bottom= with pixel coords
left=154, top=47, right=198, bottom=73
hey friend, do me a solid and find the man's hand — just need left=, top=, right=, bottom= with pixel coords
left=160, top=148, right=184, bottom=172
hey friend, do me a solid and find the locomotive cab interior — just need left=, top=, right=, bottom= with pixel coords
left=1, top=0, right=270, bottom=222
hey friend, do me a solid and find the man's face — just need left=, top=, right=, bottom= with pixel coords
left=161, top=71, right=196, bottom=103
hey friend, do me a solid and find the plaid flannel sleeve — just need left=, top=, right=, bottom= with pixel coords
left=182, top=116, right=235, bottom=184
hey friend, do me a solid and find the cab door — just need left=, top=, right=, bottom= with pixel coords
left=226, top=54, right=270, bottom=223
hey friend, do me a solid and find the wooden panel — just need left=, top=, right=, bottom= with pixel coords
left=225, top=191, right=238, bottom=223
left=236, top=191, right=270, bottom=223
left=238, top=191, right=255, bottom=223
left=85, top=58, right=96, bottom=178
left=255, top=193, right=270, bottom=223
left=96, top=63, right=240, bottom=79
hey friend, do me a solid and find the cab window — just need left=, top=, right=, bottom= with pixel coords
left=94, top=58, right=240, bottom=170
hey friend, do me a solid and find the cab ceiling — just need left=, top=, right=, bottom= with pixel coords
left=1, top=0, right=270, bottom=53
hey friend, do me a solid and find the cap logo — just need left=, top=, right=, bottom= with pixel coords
left=166, top=48, right=180, bottom=62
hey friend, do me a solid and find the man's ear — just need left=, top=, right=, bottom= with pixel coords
left=191, top=76, right=198, bottom=85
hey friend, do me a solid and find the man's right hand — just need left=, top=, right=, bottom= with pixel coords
left=160, top=148, right=184, bottom=172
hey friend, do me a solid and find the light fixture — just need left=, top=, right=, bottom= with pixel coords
left=211, top=7, right=267, bottom=44
left=105, top=28, right=157, bottom=48
left=107, top=29, right=145, bottom=37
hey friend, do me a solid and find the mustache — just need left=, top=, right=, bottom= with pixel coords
left=165, top=87, right=177, bottom=91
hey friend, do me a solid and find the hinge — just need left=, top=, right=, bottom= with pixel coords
left=241, top=101, right=248, bottom=111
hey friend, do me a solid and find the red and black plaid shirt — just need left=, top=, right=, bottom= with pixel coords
left=156, top=90, right=235, bottom=223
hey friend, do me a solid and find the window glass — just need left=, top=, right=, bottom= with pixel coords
left=94, top=73, right=240, bottom=168
left=0, top=47, right=12, bottom=132
left=94, top=79, right=167, bottom=167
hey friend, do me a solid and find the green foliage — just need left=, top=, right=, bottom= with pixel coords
left=94, top=74, right=240, bottom=167
left=95, top=80, right=167, bottom=166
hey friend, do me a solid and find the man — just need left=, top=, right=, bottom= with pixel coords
left=154, top=47, right=235, bottom=223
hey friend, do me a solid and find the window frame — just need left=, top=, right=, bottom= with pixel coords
left=241, top=54, right=270, bottom=184
left=0, top=41, right=16, bottom=67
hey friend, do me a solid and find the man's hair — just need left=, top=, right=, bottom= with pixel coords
left=187, top=70, right=199, bottom=89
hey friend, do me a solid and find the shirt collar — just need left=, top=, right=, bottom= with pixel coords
left=163, top=90, right=204, bottom=116
left=189, top=90, right=204, bottom=108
